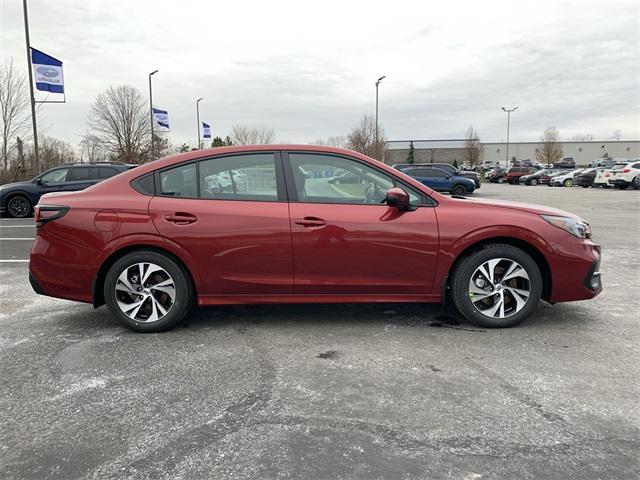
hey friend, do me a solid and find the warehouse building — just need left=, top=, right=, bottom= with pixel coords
left=384, top=140, right=640, bottom=166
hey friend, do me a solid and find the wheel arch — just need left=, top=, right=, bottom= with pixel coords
left=92, top=244, right=198, bottom=308
left=444, top=236, right=552, bottom=302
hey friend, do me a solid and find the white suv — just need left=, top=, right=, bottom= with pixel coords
left=609, top=161, right=640, bottom=190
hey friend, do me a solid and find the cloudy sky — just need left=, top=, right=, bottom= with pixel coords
left=1, top=0, right=639, bottom=149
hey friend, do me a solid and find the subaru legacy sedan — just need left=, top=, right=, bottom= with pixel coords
left=29, top=145, right=602, bottom=332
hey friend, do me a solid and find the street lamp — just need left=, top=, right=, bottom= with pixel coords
left=501, top=106, right=518, bottom=166
left=196, top=97, right=204, bottom=149
left=148, top=69, right=158, bottom=161
left=375, top=75, right=386, bottom=157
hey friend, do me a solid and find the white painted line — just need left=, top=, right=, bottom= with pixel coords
left=0, top=238, right=35, bottom=241
left=0, top=225, right=35, bottom=228
left=0, top=259, right=29, bottom=263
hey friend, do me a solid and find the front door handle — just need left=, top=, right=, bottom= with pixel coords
left=295, top=216, right=326, bottom=227
left=165, top=212, right=197, bottom=225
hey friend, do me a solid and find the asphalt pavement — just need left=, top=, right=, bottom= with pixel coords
left=0, top=184, right=639, bottom=479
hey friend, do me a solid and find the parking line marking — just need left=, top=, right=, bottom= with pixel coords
left=0, top=225, right=35, bottom=228
left=0, top=238, right=35, bottom=241
left=0, top=259, right=29, bottom=263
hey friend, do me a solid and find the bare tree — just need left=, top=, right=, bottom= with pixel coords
left=612, top=129, right=622, bottom=141
left=462, top=125, right=484, bottom=169
left=39, top=136, right=75, bottom=169
left=570, top=134, right=594, bottom=141
left=536, top=126, right=563, bottom=166
left=346, top=115, right=386, bottom=160
left=230, top=125, right=275, bottom=145
left=0, top=59, right=31, bottom=171
left=87, top=85, right=151, bottom=163
left=313, top=135, right=347, bottom=148
left=78, top=132, right=105, bottom=162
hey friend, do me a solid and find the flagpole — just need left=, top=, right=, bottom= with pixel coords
left=196, top=97, right=203, bottom=149
left=22, top=0, right=39, bottom=172
left=148, top=69, right=158, bottom=161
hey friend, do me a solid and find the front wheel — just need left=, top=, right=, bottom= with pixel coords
left=497, top=177, right=506, bottom=184
left=104, top=250, right=194, bottom=332
left=7, top=195, right=32, bottom=218
left=563, top=179, right=573, bottom=187
left=450, top=244, right=542, bottom=328
left=530, top=179, right=538, bottom=186
left=451, top=184, right=467, bottom=196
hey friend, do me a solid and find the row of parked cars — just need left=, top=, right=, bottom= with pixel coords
left=486, top=160, right=640, bottom=190
left=391, top=163, right=481, bottom=195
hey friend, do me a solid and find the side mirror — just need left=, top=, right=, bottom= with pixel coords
left=36, top=178, right=45, bottom=186
left=385, top=187, right=412, bottom=211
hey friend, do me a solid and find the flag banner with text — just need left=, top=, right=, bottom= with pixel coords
left=31, top=48, right=64, bottom=94
left=202, top=122, right=211, bottom=138
left=153, top=108, right=170, bottom=129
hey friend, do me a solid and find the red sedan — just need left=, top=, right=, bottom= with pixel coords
left=29, top=145, right=602, bottom=332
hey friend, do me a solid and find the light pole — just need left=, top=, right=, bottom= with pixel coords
left=375, top=75, right=385, bottom=157
left=501, top=106, right=518, bottom=166
left=22, top=0, right=39, bottom=171
left=196, top=97, right=203, bottom=149
left=148, top=69, right=158, bottom=161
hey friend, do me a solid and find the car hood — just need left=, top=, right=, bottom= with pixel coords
left=0, top=180, right=33, bottom=191
left=458, top=196, right=580, bottom=219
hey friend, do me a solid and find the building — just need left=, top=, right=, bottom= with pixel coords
left=384, top=139, right=640, bottom=166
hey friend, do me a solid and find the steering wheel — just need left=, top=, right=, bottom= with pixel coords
left=364, top=183, right=385, bottom=204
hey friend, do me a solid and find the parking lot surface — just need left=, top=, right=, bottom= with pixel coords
left=1, top=184, right=639, bottom=479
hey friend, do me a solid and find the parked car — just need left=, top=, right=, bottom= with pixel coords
left=540, top=171, right=564, bottom=185
left=608, top=161, right=640, bottom=190
left=549, top=169, right=583, bottom=187
left=0, top=162, right=134, bottom=218
left=576, top=168, right=600, bottom=188
left=506, top=167, right=538, bottom=184
left=589, top=157, right=626, bottom=168
left=593, top=163, right=629, bottom=188
left=488, top=167, right=508, bottom=183
left=29, top=145, right=602, bottom=332
left=400, top=166, right=476, bottom=195
left=554, top=157, right=576, bottom=169
left=520, top=169, right=560, bottom=186
left=392, top=163, right=481, bottom=188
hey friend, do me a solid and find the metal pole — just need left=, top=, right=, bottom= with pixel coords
left=375, top=75, right=385, bottom=159
left=23, top=0, right=39, bottom=172
left=196, top=97, right=203, bottom=149
left=501, top=106, right=518, bottom=167
left=148, top=70, right=158, bottom=161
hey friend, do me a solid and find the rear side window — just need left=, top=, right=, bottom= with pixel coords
left=68, top=167, right=100, bottom=181
left=132, top=174, right=156, bottom=195
left=99, top=167, right=120, bottom=179
left=199, top=153, right=278, bottom=201
left=427, top=169, right=447, bottom=178
left=160, top=163, right=197, bottom=197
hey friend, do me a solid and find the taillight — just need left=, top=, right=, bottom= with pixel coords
left=623, top=168, right=631, bottom=173
left=35, top=204, right=69, bottom=227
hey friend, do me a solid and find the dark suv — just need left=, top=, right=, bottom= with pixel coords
left=392, top=163, right=481, bottom=188
left=0, top=162, right=134, bottom=218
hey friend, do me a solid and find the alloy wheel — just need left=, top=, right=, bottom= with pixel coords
left=114, top=262, right=176, bottom=322
left=8, top=196, right=30, bottom=218
left=468, top=258, right=531, bottom=319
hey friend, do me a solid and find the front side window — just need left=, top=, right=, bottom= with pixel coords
left=40, top=168, right=69, bottom=184
left=199, top=153, right=278, bottom=201
left=160, top=163, right=197, bottom=197
left=289, top=153, right=422, bottom=205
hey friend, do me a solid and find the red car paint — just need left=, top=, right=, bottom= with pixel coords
left=29, top=145, right=600, bottom=308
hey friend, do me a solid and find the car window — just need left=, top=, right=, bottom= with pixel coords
left=99, top=167, right=120, bottom=179
left=68, top=167, right=100, bottom=181
left=40, top=168, right=69, bottom=184
left=160, top=163, right=198, bottom=197
left=427, top=169, right=447, bottom=178
left=289, top=153, right=421, bottom=205
left=199, top=153, right=278, bottom=201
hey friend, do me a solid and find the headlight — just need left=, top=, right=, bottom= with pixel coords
left=541, top=215, right=592, bottom=239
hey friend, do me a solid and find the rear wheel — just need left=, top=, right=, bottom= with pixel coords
left=497, top=177, right=506, bottom=184
left=563, top=179, right=573, bottom=187
left=451, top=184, right=467, bottom=196
left=633, top=177, right=640, bottom=190
left=450, top=244, right=542, bottom=328
left=7, top=195, right=31, bottom=218
left=104, top=250, right=194, bottom=332
left=530, top=178, right=538, bottom=186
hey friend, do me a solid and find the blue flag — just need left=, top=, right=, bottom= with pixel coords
left=202, top=122, right=211, bottom=139
left=31, top=48, right=64, bottom=94
left=152, top=108, right=169, bottom=129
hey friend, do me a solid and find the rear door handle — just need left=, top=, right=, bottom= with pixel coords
left=165, top=212, right=197, bottom=225
left=294, top=216, right=326, bottom=227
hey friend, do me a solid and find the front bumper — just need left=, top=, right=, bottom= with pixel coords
left=548, top=237, right=602, bottom=303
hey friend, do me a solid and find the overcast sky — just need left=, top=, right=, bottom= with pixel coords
left=1, top=0, right=639, bottom=149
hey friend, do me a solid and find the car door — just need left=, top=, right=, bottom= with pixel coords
left=149, top=152, right=293, bottom=295
left=285, top=152, right=439, bottom=295
left=36, top=167, right=72, bottom=199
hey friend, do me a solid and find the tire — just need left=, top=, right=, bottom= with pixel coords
left=633, top=177, right=640, bottom=190
left=563, top=179, right=573, bottom=187
left=7, top=195, right=32, bottom=218
left=452, top=184, right=467, bottom=196
left=497, top=177, right=505, bottom=184
left=104, top=250, right=195, bottom=332
left=450, top=244, right=543, bottom=328
left=582, top=185, right=589, bottom=188
left=530, top=179, right=538, bottom=186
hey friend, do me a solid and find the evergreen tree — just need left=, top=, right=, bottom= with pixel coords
left=407, top=141, right=415, bottom=164
left=453, top=159, right=459, bottom=168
